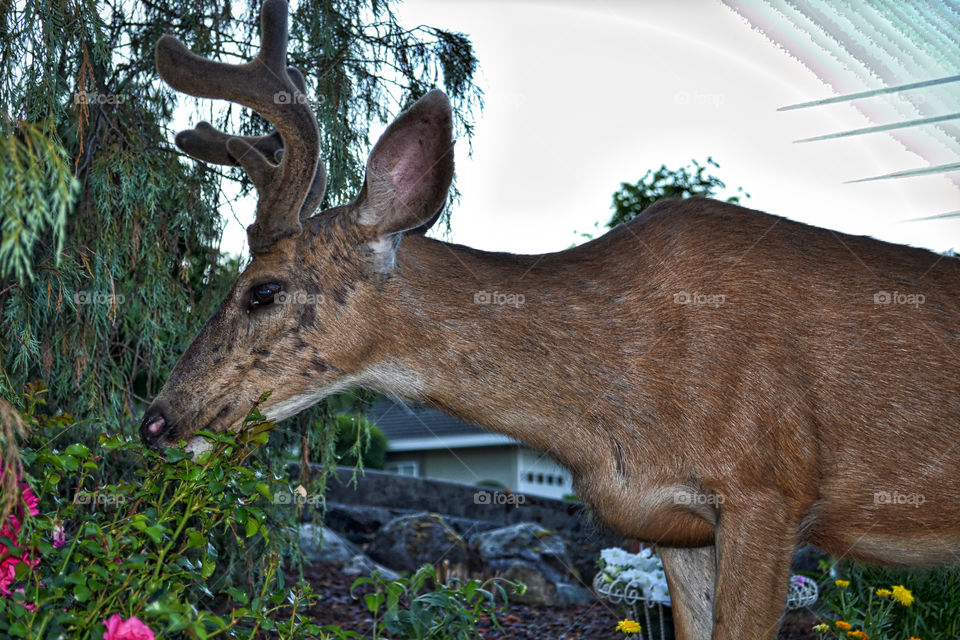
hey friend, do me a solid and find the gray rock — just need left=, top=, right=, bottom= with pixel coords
left=503, top=562, right=558, bottom=606
left=323, top=503, right=404, bottom=544
left=299, top=524, right=361, bottom=564
left=556, top=582, right=595, bottom=605
left=367, top=512, right=470, bottom=574
left=342, top=553, right=401, bottom=581
left=471, top=522, right=594, bottom=606
left=470, top=522, right=571, bottom=585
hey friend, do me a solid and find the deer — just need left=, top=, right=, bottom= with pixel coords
left=141, top=1, right=960, bottom=637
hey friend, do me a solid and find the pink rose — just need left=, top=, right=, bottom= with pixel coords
left=0, top=558, right=16, bottom=596
left=102, top=614, right=155, bottom=640
left=19, top=485, right=39, bottom=517
left=0, top=516, right=21, bottom=556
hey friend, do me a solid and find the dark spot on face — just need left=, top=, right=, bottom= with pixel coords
left=311, top=356, right=330, bottom=373
left=252, top=347, right=271, bottom=356
left=252, top=358, right=266, bottom=370
left=333, top=287, right=348, bottom=305
left=299, top=304, right=317, bottom=327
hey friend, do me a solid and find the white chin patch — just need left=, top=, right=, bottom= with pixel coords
left=184, top=436, right=214, bottom=459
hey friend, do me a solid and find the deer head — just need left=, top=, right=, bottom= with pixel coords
left=141, top=0, right=453, bottom=449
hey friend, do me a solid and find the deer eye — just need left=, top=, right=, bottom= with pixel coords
left=250, top=283, right=281, bottom=308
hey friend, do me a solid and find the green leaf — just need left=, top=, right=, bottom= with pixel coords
left=225, top=587, right=249, bottom=604
left=201, top=559, right=216, bottom=579
left=65, top=443, right=90, bottom=458
left=143, top=525, right=164, bottom=545
left=364, top=592, right=384, bottom=613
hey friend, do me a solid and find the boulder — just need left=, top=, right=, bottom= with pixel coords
left=470, top=522, right=593, bottom=605
left=342, top=553, right=401, bottom=581
left=503, top=562, right=558, bottom=606
left=323, top=503, right=402, bottom=545
left=299, top=524, right=361, bottom=564
left=367, top=512, right=470, bottom=574
left=471, top=522, right=571, bottom=584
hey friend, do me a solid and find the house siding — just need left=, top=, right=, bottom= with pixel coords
left=386, top=444, right=520, bottom=489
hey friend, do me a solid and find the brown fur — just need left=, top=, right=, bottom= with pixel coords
left=144, top=4, right=960, bottom=637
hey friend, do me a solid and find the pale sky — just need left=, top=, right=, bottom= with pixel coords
left=219, top=0, right=960, bottom=257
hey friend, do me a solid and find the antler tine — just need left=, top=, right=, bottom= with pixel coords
left=171, top=66, right=326, bottom=219
left=155, top=0, right=320, bottom=252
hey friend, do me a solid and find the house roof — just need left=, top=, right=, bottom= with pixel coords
left=366, top=397, right=518, bottom=452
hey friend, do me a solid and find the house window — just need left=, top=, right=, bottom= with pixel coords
left=386, top=461, right=419, bottom=477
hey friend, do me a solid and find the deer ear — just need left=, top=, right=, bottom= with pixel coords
left=355, top=90, right=454, bottom=243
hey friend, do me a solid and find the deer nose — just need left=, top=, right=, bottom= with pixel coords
left=140, top=410, right=170, bottom=447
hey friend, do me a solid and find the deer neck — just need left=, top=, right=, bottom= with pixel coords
left=362, top=233, right=616, bottom=464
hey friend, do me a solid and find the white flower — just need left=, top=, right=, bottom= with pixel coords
left=599, top=546, right=671, bottom=605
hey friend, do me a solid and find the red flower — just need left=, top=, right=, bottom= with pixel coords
left=102, top=614, right=155, bottom=640
left=0, top=515, right=22, bottom=555
left=0, top=557, right=16, bottom=596
left=19, top=484, right=39, bottom=517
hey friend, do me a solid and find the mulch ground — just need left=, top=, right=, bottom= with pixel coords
left=295, top=562, right=821, bottom=639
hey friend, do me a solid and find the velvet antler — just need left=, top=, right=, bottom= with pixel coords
left=156, top=0, right=325, bottom=252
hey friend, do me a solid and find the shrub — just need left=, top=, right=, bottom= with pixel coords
left=343, top=564, right=521, bottom=640
left=0, top=385, right=321, bottom=639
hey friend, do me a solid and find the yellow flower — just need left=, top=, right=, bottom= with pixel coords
left=835, top=579, right=851, bottom=588
left=616, top=619, right=642, bottom=634
left=847, top=631, right=869, bottom=640
left=891, top=585, right=914, bottom=607
left=876, top=588, right=892, bottom=597
left=906, top=637, right=922, bottom=640
left=813, top=623, right=830, bottom=633
left=836, top=621, right=853, bottom=630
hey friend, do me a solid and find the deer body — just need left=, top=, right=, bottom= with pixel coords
left=359, top=200, right=960, bottom=560
left=142, top=2, right=960, bottom=637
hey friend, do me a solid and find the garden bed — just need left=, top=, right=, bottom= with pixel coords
left=294, top=562, right=821, bottom=639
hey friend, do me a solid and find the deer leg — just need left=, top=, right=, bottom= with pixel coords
left=712, top=500, right=796, bottom=639
left=660, top=545, right=716, bottom=640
